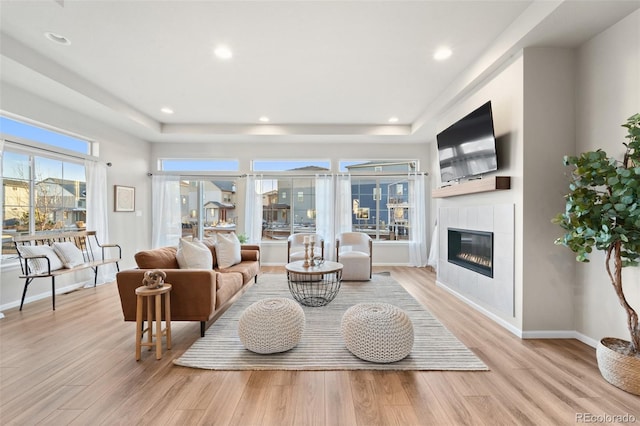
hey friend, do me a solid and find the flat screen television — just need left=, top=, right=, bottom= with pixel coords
left=436, top=101, right=497, bottom=183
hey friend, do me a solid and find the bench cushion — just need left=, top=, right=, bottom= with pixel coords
left=17, top=245, right=64, bottom=274
left=52, top=241, right=85, bottom=268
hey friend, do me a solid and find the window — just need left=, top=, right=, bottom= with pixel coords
left=253, top=160, right=330, bottom=172
left=179, top=178, right=239, bottom=240
left=261, top=177, right=316, bottom=241
left=2, top=116, right=89, bottom=260
left=160, top=159, right=239, bottom=172
left=0, top=116, right=91, bottom=155
left=351, top=177, right=409, bottom=241
left=2, top=149, right=86, bottom=257
left=342, top=160, right=416, bottom=241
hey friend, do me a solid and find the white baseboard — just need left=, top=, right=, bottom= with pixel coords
left=436, top=280, right=600, bottom=348
left=436, top=280, right=523, bottom=337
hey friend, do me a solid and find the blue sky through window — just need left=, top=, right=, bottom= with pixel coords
left=0, top=116, right=90, bottom=154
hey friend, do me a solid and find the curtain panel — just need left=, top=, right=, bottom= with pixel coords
left=151, top=175, right=181, bottom=248
left=85, top=160, right=116, bottom=283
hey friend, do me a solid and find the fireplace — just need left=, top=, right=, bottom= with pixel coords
left=447, top=228, right=493, bottom=278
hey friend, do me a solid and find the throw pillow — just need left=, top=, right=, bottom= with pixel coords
left=215, top=232, right=241, bottom=269
left=52, top=241, right=86, bottom=268
left=200, top=237, right=218, bottom=268
left=17, top=245, right=64, bottom=274
left=135, top=247, right=179, bottom=269
left=176, top=238, right=213, bottom=269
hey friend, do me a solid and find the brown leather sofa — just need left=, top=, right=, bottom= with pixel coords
left=116, top=243, right=260, bottom=336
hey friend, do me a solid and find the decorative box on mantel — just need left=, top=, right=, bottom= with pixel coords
left=432, top=176, right=511, bottom=198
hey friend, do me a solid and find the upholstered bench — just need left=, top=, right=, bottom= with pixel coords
left=238, top=298, right=305, bottom=354
left=341, top=302, right=414, bottom=363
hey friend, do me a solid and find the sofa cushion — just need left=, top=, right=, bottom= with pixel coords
left=134, top=246, right=179, bottom=269
left=52, top=241, right=86, bottom=268
left=17, top=245, right=64, bottom=274
left=215, top=232, right=241, bottom=269
left=176, top=238, right=213, bottom=269
left=217, top=260, right=260, bottom=285
left=215, top=272, right=243, bottom=309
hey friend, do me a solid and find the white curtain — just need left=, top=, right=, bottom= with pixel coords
left=428, top=222, right=438, bottom=269
left=85, top=160, right=116, bottom=284
left=336, top=174, right=352, bottom=236
left=151, top=175, right=181, bottom=248
left=408, top=173, right=429, bottom=267
left=315, top=174, right=336, bottom=260
left=244, top=175, right=264, bottom=244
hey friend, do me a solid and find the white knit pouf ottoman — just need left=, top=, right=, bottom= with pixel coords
left=238, top=298, right=305, bottom=354
left=341, top=303, right=414, bottom=363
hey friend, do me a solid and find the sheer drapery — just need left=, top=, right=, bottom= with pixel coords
left=151, top=175, right=181, bottom=248
left=315, top=174, right=335, bottom=260
left=428, top=222, right=438, bottom=270
left=244, top=175, right=264, bottom=244
left=336, top=174, right=352, bottom=236
left=85, top=160, right=116, bottom=283
left=408, top=173, right=428, bottom=267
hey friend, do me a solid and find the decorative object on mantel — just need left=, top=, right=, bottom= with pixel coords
left=553, top=112, right=640, bottom=395
left=142, top=269, right=166, bottom=289
left=432, top=176, right=510, bottom=198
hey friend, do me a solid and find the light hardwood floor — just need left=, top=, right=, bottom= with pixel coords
left=1, top=266, right=638, bottom=425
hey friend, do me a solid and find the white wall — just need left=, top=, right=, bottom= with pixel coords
left=1, top=83, right=151, bottom=310
left=574, top=10, right=640, bottom=344
left=521, top=47, right=576, bottom=333
left=433, top=55, right=525, bottom=330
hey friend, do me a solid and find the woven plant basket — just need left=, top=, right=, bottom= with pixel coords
left=596, top=337, right=640, bottom=396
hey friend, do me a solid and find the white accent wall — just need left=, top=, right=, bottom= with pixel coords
left=574, top=10, right=640, bottom=345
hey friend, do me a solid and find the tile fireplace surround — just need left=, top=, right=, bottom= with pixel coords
left=437, top=204, right=515, bottom=317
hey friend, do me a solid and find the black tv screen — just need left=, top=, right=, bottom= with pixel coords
left=436, top=101, right=497, bottom=183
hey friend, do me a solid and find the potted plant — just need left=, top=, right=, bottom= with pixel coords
left=553, top=113, right=640, bottom=395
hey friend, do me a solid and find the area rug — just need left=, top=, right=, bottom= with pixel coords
left=173, top=273, right=488, bottom=371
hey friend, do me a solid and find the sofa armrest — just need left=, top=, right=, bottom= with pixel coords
left=116, top=269, right=218, bottom=322
left=241, top=249, right=260, bottom=262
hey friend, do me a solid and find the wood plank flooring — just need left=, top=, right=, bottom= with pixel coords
left=1, top=266, right=638, bottom=425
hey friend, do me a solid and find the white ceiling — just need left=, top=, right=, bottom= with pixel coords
left=1, top=1, right=638, bottom=144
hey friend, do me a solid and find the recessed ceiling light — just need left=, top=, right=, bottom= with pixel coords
left=434, top=47, right=452, bottom=61
left=388, top=117, right=399, bottom=123
left=259, top=116, right=270, bottom=123
left=44, top=32, right=71, bottom=45
left=161, top=107, right=174, bottom=114
left=214, top=45, right=233, bottom=60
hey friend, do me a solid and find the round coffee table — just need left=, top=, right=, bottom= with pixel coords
left=285, top=260, right=343, bottom=307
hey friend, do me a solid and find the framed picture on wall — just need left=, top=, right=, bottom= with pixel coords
left=114, top=185, right=135, bottom=212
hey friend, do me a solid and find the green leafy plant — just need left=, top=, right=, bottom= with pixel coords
left=237, top=234, right=248, bottom=244
left=553, top=113, right=640, bottom=353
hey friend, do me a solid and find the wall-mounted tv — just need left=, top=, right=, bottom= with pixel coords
left=436, top=101, right=497, bottom=183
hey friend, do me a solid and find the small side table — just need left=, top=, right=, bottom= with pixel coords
left=135, top=284, right=172, bottom=360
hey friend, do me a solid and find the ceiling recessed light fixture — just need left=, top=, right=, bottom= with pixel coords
left=433, top=47, right=452, bottom=61
left=44, top=31, right=71, bottom=45
left=214, top=45, right=233, bottom=60
left=259, top=116, right=270, bottom=123
left=388, top=117, right=399, bottom=123
left=161, top=107, right=174, bottom=114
